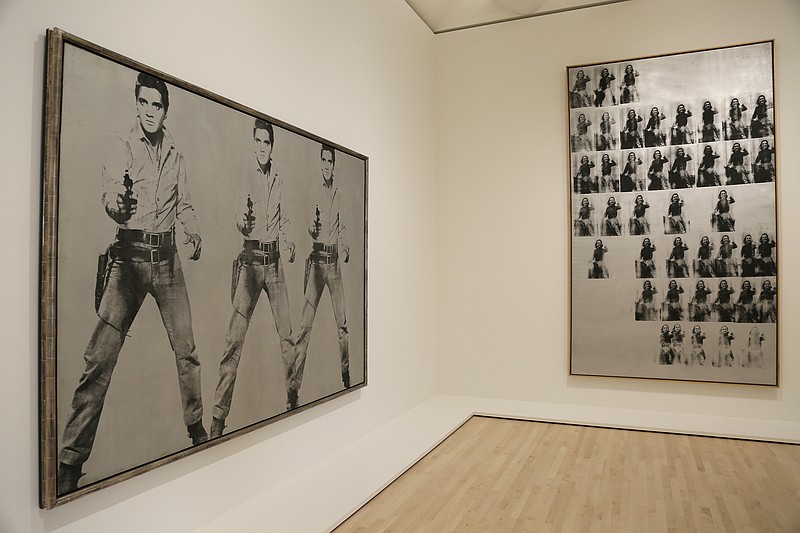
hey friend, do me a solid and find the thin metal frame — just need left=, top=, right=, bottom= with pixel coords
left=40, top=28, right=369, bottom=509
left=565, top=40, right=779, bottom=387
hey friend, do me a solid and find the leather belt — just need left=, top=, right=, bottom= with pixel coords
left=310, top=251, right=337, bottom=264
left=117, top=228, right=174, bottom=247
left=244, top=239, right=278, bottom=253
left=240, top=250, right=280, bottom=265
left=111, top=243, right=175, bottom=263
left=313, top=242, right=337, bottom=254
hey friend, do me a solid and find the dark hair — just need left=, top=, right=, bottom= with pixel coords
left=135, top=72, right=169, bottom=112
left=321, top=143, right=336, bottom=166
left=253, top=118, right=274, bottom=144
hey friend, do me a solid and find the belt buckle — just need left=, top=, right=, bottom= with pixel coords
left=148, top=233, right=160, bottom=246
left=151, top=248, right=160, bottom=263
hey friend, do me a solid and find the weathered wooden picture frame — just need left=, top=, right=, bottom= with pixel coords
left=40, top=28, right=368, bottom=508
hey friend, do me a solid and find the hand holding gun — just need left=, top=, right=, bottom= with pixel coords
left=309, top=205, right=322, bottom=239
left=115, top=168, right=138, bottom=222
left=240, top=194, right=255, bottom=236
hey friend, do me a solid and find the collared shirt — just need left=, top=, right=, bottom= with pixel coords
left=101, top=121, right=199, bottom=237
left=309, top=178, right=346, bottom=246
left=236, top=160, right=289, bottom=247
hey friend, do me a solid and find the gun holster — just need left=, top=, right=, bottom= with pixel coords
left=95, top=248, right=112, bottom=312
left=303, top=256, right=311, bottom=293
left=231, top=259, right=241, bottom=305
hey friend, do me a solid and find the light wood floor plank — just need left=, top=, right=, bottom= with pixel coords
left=334, top=417, right=800, bottom=533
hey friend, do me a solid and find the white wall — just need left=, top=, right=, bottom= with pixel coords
left=4, top=0, right=800, bottom=531
left=0, top=1, right=438, bottom=532
left=436, top=0, right=800, bottom=433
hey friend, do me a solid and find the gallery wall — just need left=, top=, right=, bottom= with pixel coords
left=3, top=0, right=800, bottom=531
left=0, top=1, right=438, bottom=531
left=436, top=0, right=800, bottom=436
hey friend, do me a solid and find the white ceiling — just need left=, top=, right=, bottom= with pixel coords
left=405, top=0, right=630, bottom=33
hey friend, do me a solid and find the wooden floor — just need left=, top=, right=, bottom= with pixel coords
left=335, top=416, right=800, bottom=533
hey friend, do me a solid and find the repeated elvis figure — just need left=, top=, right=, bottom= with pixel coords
left=694, top=235, right=714, bottom=278
left=601, top=196, right=623, bottom=236
left=715, top=279, right=736, bottom=322
left=574, top=197, right=595, bottom=237
left=752, top=139, right=775, bottom=183
left=210, top=119, right=298, bottom=438
left=57, top=73, right=207, bottom=494
left=644, top=106, right=667, bottom=147
left=635, top=280, right=659, bottom=321
left=690, top=280, right=712, bottom=322
left=669, top=147, right=693, bottom=189
left=711, top=189, right=735, bottom=232
left=690, top=325, right=707, bottom=365
left=667, top=236, right=689, bottom=278
left=725, top=142, right=750, bottom=185
left=726, top=97, right=748, bottom=140
left=665, top=193, right=687, bottom=234
left=629, top=194, right=650, bottom=235
left=637, top=237, right=656, bottom=278
left=291, top=144, right=352, bottom=407
left=736, top=280, right=757, bottom=323
left=589, top=239, right=609, bottom=279
left=671, top=103, right=693, bottom=145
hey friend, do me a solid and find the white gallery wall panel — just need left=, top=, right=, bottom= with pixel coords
left=0, top=1, right=438, bottom=531
left=435, top=0, right=800, bottom=428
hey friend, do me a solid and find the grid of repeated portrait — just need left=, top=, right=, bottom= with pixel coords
left=568, top=44, right=777, bottom=380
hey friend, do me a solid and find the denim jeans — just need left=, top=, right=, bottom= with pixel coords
left=292, top=260, right=349, bottom=392
left=59, top=254, right=203, bottom=466
left=212, top=259, right=294, bottom=420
